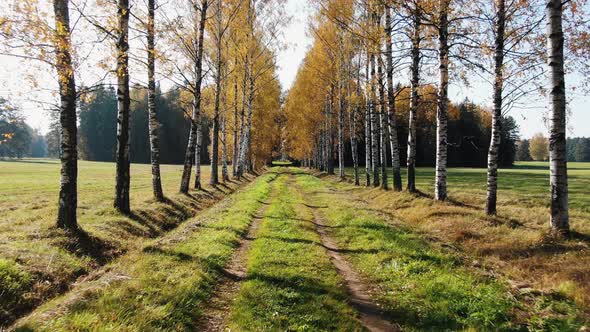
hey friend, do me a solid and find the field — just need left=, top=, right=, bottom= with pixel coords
left=1, top=160, right=589, bottom=330
left=0, top=159, right=253, bottom=326
left=341, top=162, right=590, bottom=316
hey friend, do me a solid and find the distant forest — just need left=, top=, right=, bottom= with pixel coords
left=3, top=92, right=589, bottom=166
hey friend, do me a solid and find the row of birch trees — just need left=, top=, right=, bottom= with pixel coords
left=284, top=0, right=590, bottom=235
left=0, top=0, right=283, bottom=230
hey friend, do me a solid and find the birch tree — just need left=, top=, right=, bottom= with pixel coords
left=2, top=0, right=81, bottom=228
left=484, top=0, right=505, bottom=215
left=147, top=0, right=164, bottom=201
left=209, top=0, right=224, bottom=185
left=481, top=0, right=544, bottom=215
left=407, top=2, right=422, bottom=193
left=54, top=0, right=79, bottom=228
left=179, top=0, right=208, bottom=193
left=547, top=0, right=568, bottom=234
left=208, top=0, right=241, bottom=185
left=384, top=3, right=402, bottom=191
left=434, top=0, right=450, bottom=201
left=113, top=0, right=131, bottom=213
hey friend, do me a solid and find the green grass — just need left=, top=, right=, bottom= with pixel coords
left=348, top=161, right=590, bottom=214
left=228, top=169, right=362, bottom=331
left=15, top=171, right=277, bottom=331
left=0, top=158, right=246, bottom=326
left=295, top=172, right=586, bottom=331
left=271, top=160, right=294, bottom=166
left=4, top=161, right=589, bottom=330
left=0, top=259, right=32, bottom=322
left=342, top=162, right=590, bottom=312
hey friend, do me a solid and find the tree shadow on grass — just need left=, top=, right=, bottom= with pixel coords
left=49, top=227, right=122, bottom=265
left=211, top=183, right=233, bottom=194
left=126, top=194, right=210, bottom=238
left=512, top=164, right=550, bottom=171
left=142, top=244, right=245, bottom=282
left=478, top=240, right=588, bottom=259
left=257, top=234, right=381, bottom=255
left=241, top=271, right=398, bottom=330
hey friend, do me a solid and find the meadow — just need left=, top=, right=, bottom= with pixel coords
left=342, top=162, right=590, bottom=317
left=0, top=159, right=251, bottom=326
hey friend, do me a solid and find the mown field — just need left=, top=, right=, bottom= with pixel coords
left=1, top=160, right=589, bottom=331
left=0, top=159, right=251, bottom=326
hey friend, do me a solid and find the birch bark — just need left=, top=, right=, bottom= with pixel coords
left=114, top=0, right=131, bottom=213
left=54, top=0, right=78, bottom=229
left=485, top=0, right=505, bottom=215
left=147, top=0, right=164, bottom=202
left=547, top=0, right=569, bottom=234
left=180, top=0, right=208, bottom=193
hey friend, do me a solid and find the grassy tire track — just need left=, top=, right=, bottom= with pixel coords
left=227, top=169, right=364, bottom=331
left=295, top=180, right=400, bottom=332
left=197, top=177, right=278, bottom=331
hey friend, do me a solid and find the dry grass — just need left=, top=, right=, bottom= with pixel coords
left=0, top=158, right=252, bottom=326
left=337, top=162, right=590, bottom=319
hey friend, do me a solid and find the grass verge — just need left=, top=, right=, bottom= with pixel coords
left=13, top=171, right=276, bottom=331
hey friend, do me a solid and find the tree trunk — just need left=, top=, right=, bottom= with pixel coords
left=236, top=60, right=248, bottom=177
left=370, top=51, right=379, bottom=187
left=147, top=0, right=164, bottom=202
left=435, top=0, right=449, bottom=201
left=349, top=104, right=359, bottom=185
left=338, top=80, right=345, bottom=179
left=232, top=75, right=239, bottom=177
left=114, top=0, right=131, bottom=214
left=486, top=0, right=505, bottom=215
left=54, top=0, right=78, bottom=229
left=210, top=0, right=223, bottom=185
left=364, top=50, right=372, bottom=186
left=327, top=89, right=335, bottom=175
left=407, top=6, right=421, bottom=193
left=350, top=60, right=361, bottom=186
left=221, top=87, right=229, bottom=182
left=195, top=122, right=202, bottom=189
left=180, top=0, right=208, bottom=193
left=237, top=71, right=254, bottom=177
left=378, top=56, right=388, bottom=190
left=385, top=6, right=402, bottom=191
left=547, top=0, right=569, bottom=235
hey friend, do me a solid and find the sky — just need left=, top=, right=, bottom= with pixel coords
left=0, top=0, right=588, bottom=139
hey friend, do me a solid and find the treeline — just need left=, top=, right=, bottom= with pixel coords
left=341, top=93, right=520, bottom=169
left=0, top=97, right=47, bottom=158
left=516, top=135, right=590, bottom=162
left=73, top=86, right=206, bottom=165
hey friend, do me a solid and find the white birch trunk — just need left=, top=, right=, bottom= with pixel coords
left=54, top=0, right=78, bottom=229
left=147, top=0, right=164, bottom=202
left=385, top=6, right=402, bottom=191
left=547, top=0, right=569, bottom=234
left=485, top=0, right=505, bottom=215
left=435, top=0, right=449, bottom=201
left=407, top=6, right=421, bottom=193
left=114, top=0, right=131, bottom=213
left=180, top=0, right=208, bottom=193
